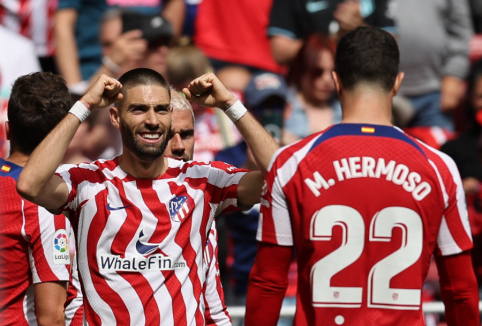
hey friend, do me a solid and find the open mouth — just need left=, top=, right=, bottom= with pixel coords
left=139, top=132, right=162, bottom=142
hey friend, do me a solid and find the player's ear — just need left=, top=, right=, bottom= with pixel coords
left=392, top=72, right=405, bottom=96
left=110, top=106, right=120, bottom=130
left=5, top=121, right=10, bottom=140
left=332, top=71, right=342, bottom=96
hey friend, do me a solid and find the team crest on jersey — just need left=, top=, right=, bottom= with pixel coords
left=203, top=239, right=214, bottom=267
left=169, top=196, right=190, bottom=222
left=52, top=229, right=70, bottom=265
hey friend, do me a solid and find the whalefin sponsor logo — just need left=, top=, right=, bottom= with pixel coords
left=98, top=254, right=187, bottom=272
left=169, top=196, right=190, bottom=222
left=53, top=229, right=70, bottom=265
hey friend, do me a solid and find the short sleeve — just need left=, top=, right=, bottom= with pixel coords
left=206, top=161, right=248, bottom=216
left=365, top=0, right=397, bottom=34
left=26, top=205, right=70, bottom=284
left=256, top=155, right=293, bottom=246
left=268, top=0, right=302, bottom=39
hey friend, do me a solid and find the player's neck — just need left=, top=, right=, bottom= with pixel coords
left=5, top=151, right=29, bottom=167
left=118, top=148, right=169, bottom=179
left=340, top=87, right=393, bottom=126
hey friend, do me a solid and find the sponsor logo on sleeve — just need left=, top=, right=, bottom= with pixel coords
left=53, top=229, right=70, bottom=265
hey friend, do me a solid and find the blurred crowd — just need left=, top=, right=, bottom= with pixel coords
left=0, top=0, right=481, bottom=324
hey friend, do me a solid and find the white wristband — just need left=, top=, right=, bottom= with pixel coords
left=224, top=100, right=247, bottom=122
left=69, top=101, right=91, bottom=122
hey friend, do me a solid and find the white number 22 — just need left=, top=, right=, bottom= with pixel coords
left=310, top=205, right=423, bottom=310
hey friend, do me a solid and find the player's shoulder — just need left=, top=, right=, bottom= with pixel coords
left=408, top=134, right=459, bottom=172
left=167, top=157, right=246, bottom=175
left=269, top=129, right=326, bottom=172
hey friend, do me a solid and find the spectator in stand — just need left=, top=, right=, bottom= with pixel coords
left=54, top=0, right=184, bottom=92
left=0, top=72, right=83, bottom=326
left=194, top=0, right=283, bottom=73
left=268, top=0, right=396, bottom=65
left=393, top=0, right=473, bottom=132
left=0, top=0, right=58, bottom=73
left=441, top=58, right=482, bottom=289
left=469, top=0, right=482, bottom=34
left=283, top=34, right=342, bottom=145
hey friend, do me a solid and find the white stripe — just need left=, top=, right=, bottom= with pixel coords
left=430, top=127, right=448, bottom=146
left=23, top=285, right=37, bottom=325
left=30, top=0, right=48, bottom=56
left=269, top=135, right=320, bottom=245
left=436, top=217, right=462, bottom=256
left=77, top=199, right=118, bottom=325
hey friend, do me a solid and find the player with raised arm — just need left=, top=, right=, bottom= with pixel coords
left=17, top=68, right=278, bottom=325
left=0, top=72, right=83, bottom=326
left=245, top=26, right=479, bottom=326
left=166, top=89, right=231, bottom=325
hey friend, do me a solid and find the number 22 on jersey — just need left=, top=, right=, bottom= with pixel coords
left=310, top=205, right=423, bottom=310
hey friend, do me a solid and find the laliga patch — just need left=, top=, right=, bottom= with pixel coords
left=169, top=196, right=190, bottom=222
left=52, top=229, right=70, bottom=265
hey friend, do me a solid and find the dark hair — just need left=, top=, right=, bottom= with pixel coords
left=117, top=68, right=171, bottom=108
left=461, top=58, right=482, bottom=133
left=8, top=72, right=71, bottom=155
left=287, top=33, right=336, bottom=88
left=335, top=26, right=399, bottom=91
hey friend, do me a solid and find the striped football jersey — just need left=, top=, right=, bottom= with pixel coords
left=258, top=123, right=472, bottom=326
left=0, top=158, right=72, bottom=325
left=203, top=220, right=231, bottom=326
left=55, top=156, right=248, bottom=325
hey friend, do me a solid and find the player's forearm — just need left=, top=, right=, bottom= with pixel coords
left=161, top=0, right=185, bottom=37
left=54, top=10, right=83, bottom=86
left=34, top=281, right=68, bottom=326
left=17, top=113, right=81, bottom=202
left=232, top=110, right=279, bottom=175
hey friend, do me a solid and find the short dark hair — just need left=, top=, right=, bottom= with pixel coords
left=117, top=68, right=171, bottom=108
left=8, top=72, right=71, bottom=155
left=335, top=26, right=399, bottom=91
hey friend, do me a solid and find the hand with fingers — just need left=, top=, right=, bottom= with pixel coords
left=80, top=74, right=123, bottom=111
left=182, top=73, right=238, bottom=110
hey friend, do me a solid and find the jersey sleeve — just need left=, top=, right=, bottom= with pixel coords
left=268, top=0, right=302, bottom=39
left=25, top=204, right=70, bottom=284
left=431, top=150, right=473, bottom=256
left=57, top=0, right=81, bottom=11
left=256, top=151, right=293, bottom=246
left=56, top=162, right=101, bottom=213
left=365, top=0, right=397, bottom=34
left=203, top=222, right=232, bottom=326
left=207, top=161, right=248, bottom=216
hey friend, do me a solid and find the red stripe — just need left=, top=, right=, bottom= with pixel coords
left=168, top=182, right=204, bottom=326
left=19, top=0, right=30, bottom=38
left=47, top=0, right=58, bottom=56
left=85, top=193, right=129, bottom=325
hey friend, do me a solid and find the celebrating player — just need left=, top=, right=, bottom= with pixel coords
left=166, top=89, right=231, bottom=325
left=0, top=72, right=82, bottom=325
left=245, top=26, right=479, bottom=326
left=17, top=68, right=278, bottom=325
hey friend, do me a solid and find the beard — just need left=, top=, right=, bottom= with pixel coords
left=120, top=120, right=172, bottom=162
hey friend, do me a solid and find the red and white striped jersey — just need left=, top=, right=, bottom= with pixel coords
left=56, top=156, right=247, bottom=325
left=258, top=123, right=472, bottom=326
left=65, top=227, right=84, bottom=326
left=0, top=158, right=71, bottom=325
left=203, top=221, right=231, bottom=326
left=0, top=0, right=57, bottom=57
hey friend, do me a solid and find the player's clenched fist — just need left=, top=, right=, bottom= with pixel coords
left=80, top=74, right=123, bottom=111
left=182, top=73, right=237, bottom=110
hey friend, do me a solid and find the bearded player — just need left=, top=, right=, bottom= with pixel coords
left=245, top=26, right=479, bottom=326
